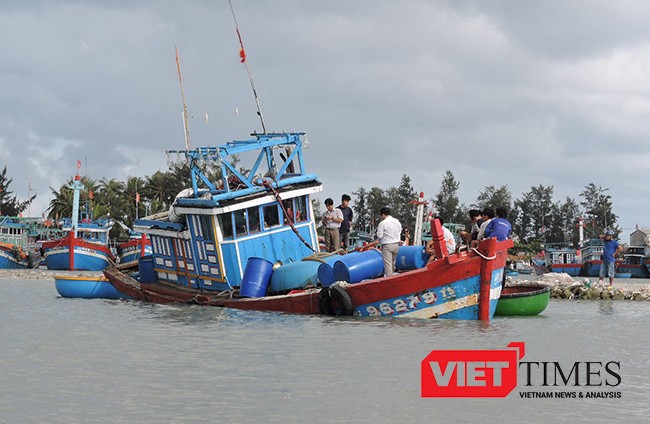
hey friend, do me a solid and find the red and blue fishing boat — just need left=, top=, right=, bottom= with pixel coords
left=103, top=132, right=513, bottom=320
left=117, top=232, right=152, bottom=269
left=42, top=175, right=115, bottom=271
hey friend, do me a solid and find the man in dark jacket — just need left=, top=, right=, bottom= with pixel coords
left=337, top=194, right=353, bottom=249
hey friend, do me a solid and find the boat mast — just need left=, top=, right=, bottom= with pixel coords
left=70, top=174, right=84, bottom=239
left=228, top=0, right=267, bottom=134
left=175, top=46, right=191, bottom=150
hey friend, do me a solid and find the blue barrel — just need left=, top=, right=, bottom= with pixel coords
left=318, top=262, right=336, bottom=288
left=333, top=249, right=383, bottom=283
left=138, top=255, right=156, bottom=283
left=396, top=245, right=429, bottom=271
left=240, top=257, right=274, bottom=298
left=271, top=254, right=339, bottom=293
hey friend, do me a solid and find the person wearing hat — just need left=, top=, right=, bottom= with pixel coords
left=598, top=229, right=624, bottom=289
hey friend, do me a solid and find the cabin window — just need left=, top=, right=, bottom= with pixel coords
left=263, top=204, right=280, bottom=229
left=248, top=207, right=261, bottom=233
left=199, top=215, right=214, bottom=241
left=218, top=213, right=234, bottom=239
left=234, top=209, right=248, bottom=236
left=295, top=195, right=308, bottom=221
left=283, top=199, right=294, bottom=223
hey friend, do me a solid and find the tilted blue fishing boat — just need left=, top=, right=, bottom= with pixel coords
left=103, top=6, right=512, bottom=319
left=103, top=132, right=514, bottom=320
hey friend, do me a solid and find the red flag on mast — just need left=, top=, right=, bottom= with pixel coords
left=236, top=28, right=246, bottom=63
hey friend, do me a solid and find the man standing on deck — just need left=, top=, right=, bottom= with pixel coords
left=599, top=229, right=623, bottom=289
left=322, top=198, right=343, bottom=252
left=376, top=207, right=402, bottom=277
left=337, top=194, right=353, bottom=250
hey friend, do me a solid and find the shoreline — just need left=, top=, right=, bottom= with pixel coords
left=0, top=268, right=103, bottom=280
left=508, top=272, right=650, bottom=301
left=2, top=269, right=650, bottom=301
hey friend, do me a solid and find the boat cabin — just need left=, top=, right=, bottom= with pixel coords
left=579, top=238, right=604, bottom=263
left=544, top=242, right=579, bottom=265
left=134, top=132, right=322, bottom=292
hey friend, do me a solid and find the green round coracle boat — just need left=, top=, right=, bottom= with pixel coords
left=495, top=284, right=551, bottom=316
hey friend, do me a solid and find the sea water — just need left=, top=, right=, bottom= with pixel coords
left=1, top=278, right=649, bottom=424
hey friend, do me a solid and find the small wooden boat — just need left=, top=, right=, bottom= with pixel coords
left=614, top=272, right=632, bottom=279
left=495, top=284, right=550, bottom=316
left=54, top=274, right=128, bottom=299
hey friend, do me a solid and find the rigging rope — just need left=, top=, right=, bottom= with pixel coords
left=262, top=180, right=316, bottom=253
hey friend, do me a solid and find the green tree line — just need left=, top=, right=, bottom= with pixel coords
left=3, top=163, right=619, bottom=250
left=347, top=170, right=619, bottom=252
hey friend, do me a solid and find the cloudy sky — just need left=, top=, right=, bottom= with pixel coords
left=2, top=0, right=649, bottom=242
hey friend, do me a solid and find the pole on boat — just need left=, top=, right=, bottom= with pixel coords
left=175, top=46, right=192, bottom=150
left=70, top=174, right=84, bottom=239
left=411, top=192, right=427, bottom=246
left=228, top=0, right=267, bottom=134
left=478, top=238, right=498, bottom=321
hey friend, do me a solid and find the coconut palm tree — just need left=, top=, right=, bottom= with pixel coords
left=142, top=171, right=177, bottom=213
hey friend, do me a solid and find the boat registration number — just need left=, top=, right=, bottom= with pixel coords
left=357, top=286, right=457, bottom=317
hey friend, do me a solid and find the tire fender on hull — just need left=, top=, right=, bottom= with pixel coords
left=318, top=283, right=354, bottom=316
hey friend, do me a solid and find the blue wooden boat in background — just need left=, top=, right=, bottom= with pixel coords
left=0, top=216, right=66, bottom=269
left=616, top=246, right=650, bottom=278
left=532, top=242, right=582, bottom=276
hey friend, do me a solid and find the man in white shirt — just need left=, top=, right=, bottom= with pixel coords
left=473, top=208, right=495, bottom=247
left=322, top=198, right=343, bottom=252
left=376, top=207, right=402, bottom=277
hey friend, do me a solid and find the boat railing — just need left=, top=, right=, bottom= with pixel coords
left=167, top=132, right=318, bottom=205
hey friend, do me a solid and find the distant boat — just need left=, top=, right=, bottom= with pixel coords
left=41, top=175, right=115, bottom=271
left=54, top=274, right=128, bottom=299
left=532, top=243, right=582, bottom=276
left=578, top=238, right=604, bottom=277
left=0, top=216, right=66, bottom=269
left=116, top=233, right=152, bottom=269
left=505, top=268, right=519, bottom=277
left=616, top=246, right=650, bottom=278
left=495, top=284, right=551, bottom=316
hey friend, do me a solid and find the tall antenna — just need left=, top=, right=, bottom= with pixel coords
left=175, top=46, right=191, bottom=149
left=228, top=0, right=267, bottom=133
